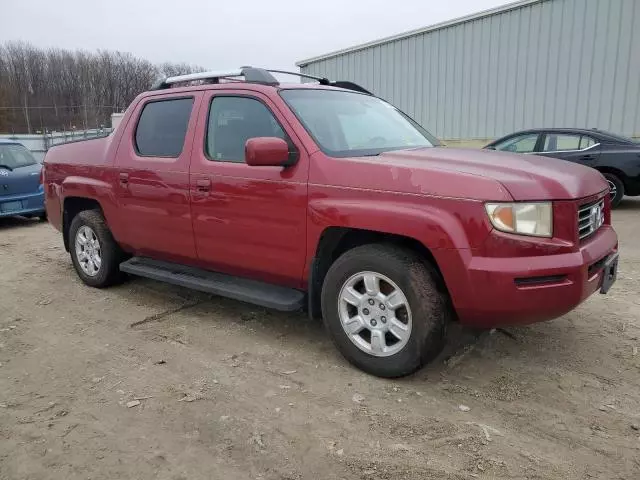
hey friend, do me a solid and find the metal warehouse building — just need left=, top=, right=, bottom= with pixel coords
left=296, top=0, right=640, bottom=146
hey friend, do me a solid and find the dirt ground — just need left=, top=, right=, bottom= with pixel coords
left=0, top=201, right=639, bottom=480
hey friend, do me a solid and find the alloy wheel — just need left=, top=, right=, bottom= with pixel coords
left=75, top=225, right=102, bottom=277
left=338, top=271, right=412, bottom=357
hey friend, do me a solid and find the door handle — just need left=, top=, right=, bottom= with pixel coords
left=580, top=154, right=596, bottom=161
left=119, top=172, right=129, bottom=185
left=196, top=178, right=211, bottom=193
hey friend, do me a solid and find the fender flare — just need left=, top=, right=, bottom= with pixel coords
left=308, top=198, right=477, bottom=252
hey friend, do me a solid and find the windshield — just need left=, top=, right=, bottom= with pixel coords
left=0, top=144, right=38, bottom=169
left=280, top=89, right=437, bottom=157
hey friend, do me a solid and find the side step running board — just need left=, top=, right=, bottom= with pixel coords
left=120, top=257, right=305, bottom=312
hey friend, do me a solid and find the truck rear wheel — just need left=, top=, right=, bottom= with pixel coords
left=69, top=209, right=125, bottom=288
left=321, top=244, right=449, bottom=378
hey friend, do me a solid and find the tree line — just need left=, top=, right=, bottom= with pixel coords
left=0, top=42, right=203, bottom=134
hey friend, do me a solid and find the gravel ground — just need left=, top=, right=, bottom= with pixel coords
left=0, top=200, right=639, bottom=480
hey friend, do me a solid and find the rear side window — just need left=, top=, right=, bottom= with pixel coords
left=206, top=96, right=286, bottom=163
left=543, top=134, right=581, bottom=152
left=135, top=98, right=194, bottom=157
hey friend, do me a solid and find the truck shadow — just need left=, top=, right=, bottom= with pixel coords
left=115, top=276, right=590, bottom=385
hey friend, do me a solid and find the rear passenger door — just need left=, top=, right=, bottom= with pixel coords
left=114, top=93, right=203, bottom=262
left=538, top=133, right=600, bottom=166
left=189, top=90, right=309, bottom=288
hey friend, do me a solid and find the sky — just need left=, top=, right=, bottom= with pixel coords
left=2, top=0, right=510, bottom=72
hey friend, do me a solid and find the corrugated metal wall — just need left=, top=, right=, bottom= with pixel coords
left=299, top=0, right=640, bottom=141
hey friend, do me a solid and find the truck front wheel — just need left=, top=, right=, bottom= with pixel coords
left=69, top=209, right=125, bottom=288
left=321, top=244, right=449, bottom=378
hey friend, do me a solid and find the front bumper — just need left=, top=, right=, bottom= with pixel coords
left=0, top=191, right=45, bottom=218
left=452, top=226, right=618, bottom=327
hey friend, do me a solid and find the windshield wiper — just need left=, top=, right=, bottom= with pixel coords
left=0, top=164, right=13, bottom=171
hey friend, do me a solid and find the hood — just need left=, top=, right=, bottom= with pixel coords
left=324, top=147, right=607, bottom=201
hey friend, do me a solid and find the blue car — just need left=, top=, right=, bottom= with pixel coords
left=0, top=140, right=46, bottom=220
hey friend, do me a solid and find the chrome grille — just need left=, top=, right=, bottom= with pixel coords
left=578, top=198, right=605, bottom=240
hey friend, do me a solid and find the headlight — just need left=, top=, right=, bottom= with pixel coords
left=485, top=202, right=553, bottom=237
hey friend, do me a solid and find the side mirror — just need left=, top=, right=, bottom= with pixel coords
left=245, top=137, right=292, bottom=167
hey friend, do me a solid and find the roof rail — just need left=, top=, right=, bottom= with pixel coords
left=267, top=69, right=331, bottom=85
left=151, top=67, right=279, bottom=90
left=329, top=81, right=372, bottom=95
left=150, top=66, right=373, bottom=95
left=266, top=70, right=373, bottom=95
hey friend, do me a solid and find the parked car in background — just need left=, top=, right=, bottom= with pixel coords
left=0, top=140, right=46, bottom=220
left=485, top=128, right=640, bottom=208
left=43, top=68, right=619, bottom=378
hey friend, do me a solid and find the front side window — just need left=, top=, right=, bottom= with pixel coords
left=0, top=144, right=38, bottom=169
left=206, top=96, right=286, bottom=163
left=280, top=89, right=436, bottom=157
left=543, top=134, right=582, bottom=152
left=494, top=134, right=539, bottom=153
left=135, top=97, right=194, bottom=157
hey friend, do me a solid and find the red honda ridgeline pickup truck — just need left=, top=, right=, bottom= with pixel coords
left=43, top=68, right=619, bottom=377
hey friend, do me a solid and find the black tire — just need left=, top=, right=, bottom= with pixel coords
left=39, top=212, right=47, bottom=222
left=69, top=209, right=125, bottom=288
left=603, top=173, right=624, bottom=208
left=321, top=244, right=450, bottom=378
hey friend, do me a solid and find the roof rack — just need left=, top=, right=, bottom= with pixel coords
left=151, top=67, right=279, bottom=90
left=150, top=66, right=373, bottom=95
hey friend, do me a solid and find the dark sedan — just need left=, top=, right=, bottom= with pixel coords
left=485, top=128, right=640, bottom=207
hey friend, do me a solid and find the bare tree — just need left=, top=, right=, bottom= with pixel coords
left=0, top=42, right=204, bottom=133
